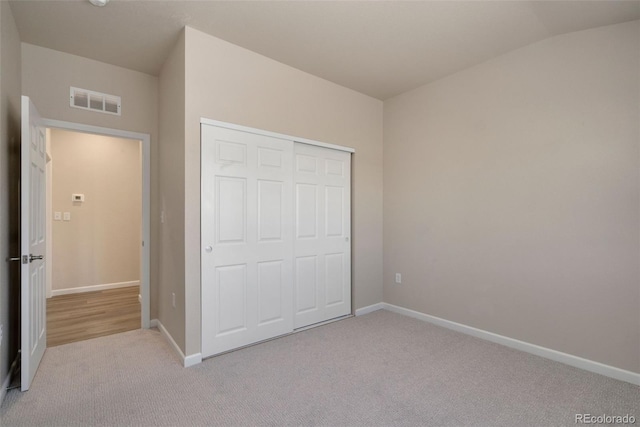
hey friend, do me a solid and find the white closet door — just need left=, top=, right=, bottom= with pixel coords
left=294, top=143, right=351, bottom=329
left=201, top=125, right=294, bottom=357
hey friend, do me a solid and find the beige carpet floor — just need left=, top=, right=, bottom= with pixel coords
left=1, top=310, right=638, bottom=426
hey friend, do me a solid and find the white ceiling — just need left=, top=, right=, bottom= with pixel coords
left=9, top=0, right=640, bottom=100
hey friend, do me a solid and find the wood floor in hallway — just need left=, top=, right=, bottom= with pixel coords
left=47, top=286, right=141, bottom=347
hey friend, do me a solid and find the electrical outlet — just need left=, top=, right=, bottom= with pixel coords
left=172, top=292, right=176, bottom=308
left=395, top=273, right=402, bottom=284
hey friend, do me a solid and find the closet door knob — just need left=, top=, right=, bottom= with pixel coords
left=205, top=246, right=213, bottom=253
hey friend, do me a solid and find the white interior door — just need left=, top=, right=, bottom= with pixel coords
left=201, top=124, right=294, bottom=357
left=21, top=96, right=47, bottom=391
left=294, top=143, right=351, bottom=329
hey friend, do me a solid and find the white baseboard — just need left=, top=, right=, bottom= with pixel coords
left=51, top=280, right=139, bottom=296
left=184, top=352, right=203, bottom=368
left=355, top=302, right=385, bottom=316
left=151, top=318, right=202, bottom=368
left=380, top=303, right=640, bottom=386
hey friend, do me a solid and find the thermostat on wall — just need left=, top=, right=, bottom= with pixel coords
left=72, top=194, right=85, bottom=202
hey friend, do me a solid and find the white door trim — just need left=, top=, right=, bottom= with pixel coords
left=45, top=130, right=53, bottom=299
left=200, top=118, right=355, bottom=154
left=41, top=118, right=151, bottom=329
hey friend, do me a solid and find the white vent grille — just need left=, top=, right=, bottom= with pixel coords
left=70, top=87, right=121, bottom=116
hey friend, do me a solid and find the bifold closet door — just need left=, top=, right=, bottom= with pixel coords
left=294, top=143, right=351, bottom=329
left=201, top=124, right=294, bottom=357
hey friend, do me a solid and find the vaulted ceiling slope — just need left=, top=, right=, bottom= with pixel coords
left=9, top=0, right=640, bottom=100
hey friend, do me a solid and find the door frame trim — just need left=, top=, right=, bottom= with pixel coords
left=41, top=118, right=151, bottom=329
left=200, top=118, right=355, bottom=153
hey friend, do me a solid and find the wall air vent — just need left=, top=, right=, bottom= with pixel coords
left=70, top=87, right=121, bottom=116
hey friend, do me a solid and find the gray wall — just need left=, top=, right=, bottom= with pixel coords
left=383, top=21, right=640, bottom=373
left=0, top=0, right=22, bottom=396
left=157, top=31, right=186, bottom=351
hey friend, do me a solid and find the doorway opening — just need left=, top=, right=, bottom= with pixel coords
left=41, top=119, right=151, bottom=348
left=45, top=128, right=143, bottom=346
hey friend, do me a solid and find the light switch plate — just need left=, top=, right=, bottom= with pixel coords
left=54, top=212, right=62, bottom=221
left=63, top=212, right=71, bottom=221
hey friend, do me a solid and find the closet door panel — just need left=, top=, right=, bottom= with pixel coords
left=257, top=260, right=285, bottom=325
left=202, top=124, right=293, bottom=358
left=325, top=253, right=346, bottom=307
left=295, top=183, right=318, bottom=239
left=294, top=143, right=351, bottom=329
left=325, top=186, right=344, bottom=237
left=257, top=180, right=283, bottom=242
left=216, top=264, right=247, bottom=335
left=295, top=255, right=319, bottom=314
left=216, top=177, right=246, bottom=244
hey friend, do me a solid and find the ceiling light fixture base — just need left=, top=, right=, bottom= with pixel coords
left=89, top=0, right=110, bottom=7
